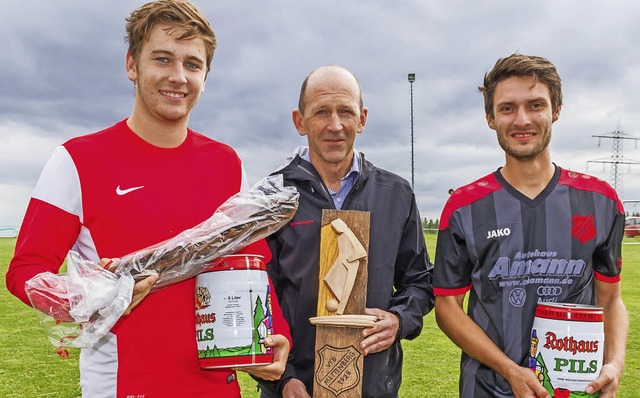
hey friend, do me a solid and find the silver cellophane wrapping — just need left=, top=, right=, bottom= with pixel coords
left=25, top=175, right=298, bottom=348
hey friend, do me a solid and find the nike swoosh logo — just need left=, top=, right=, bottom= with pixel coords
left=116, top=185, right=145, bottom=196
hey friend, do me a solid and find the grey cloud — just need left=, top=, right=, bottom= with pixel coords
left=2, top=0, right=640, bottom=225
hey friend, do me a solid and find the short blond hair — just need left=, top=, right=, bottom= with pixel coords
left=125, top=0, right=217, bottom=76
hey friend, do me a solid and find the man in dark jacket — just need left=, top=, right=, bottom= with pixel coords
left=258, top=65, right=434, bottom=398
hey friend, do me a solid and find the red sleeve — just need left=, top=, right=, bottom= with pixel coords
left=595, top=271, right=621, bottom=283
left=5, top=198, right=81, bottom=306
left=237, top=239, right=292, bottom=348
left=434, top=284, right=472, bottom=296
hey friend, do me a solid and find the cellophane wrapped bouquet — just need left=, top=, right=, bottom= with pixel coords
left=25, top=175, right=298, bottom=350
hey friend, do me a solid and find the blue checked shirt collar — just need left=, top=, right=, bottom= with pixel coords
left=302, top=148, right=360, bottom=210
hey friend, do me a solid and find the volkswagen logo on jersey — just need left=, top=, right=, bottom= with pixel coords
left=508, top=287, right=527, bottom=307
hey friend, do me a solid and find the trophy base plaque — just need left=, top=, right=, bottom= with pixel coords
left=312, top=210, right=370, bottom=398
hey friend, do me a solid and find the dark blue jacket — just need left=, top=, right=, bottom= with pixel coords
left=266, top=148, right=434, bottom=398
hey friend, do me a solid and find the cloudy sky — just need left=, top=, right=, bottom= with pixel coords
left=2, top=0, right=640, bottom=229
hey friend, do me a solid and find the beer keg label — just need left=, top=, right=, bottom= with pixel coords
left=529, top=303, right=603, bottom=397
left=195, top=255, right=274, bottom=368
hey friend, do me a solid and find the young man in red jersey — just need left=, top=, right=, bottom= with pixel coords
left=6, top=1, right=290, bottom=397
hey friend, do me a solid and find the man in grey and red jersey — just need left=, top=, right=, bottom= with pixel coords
left=433, top=54, right=628, bottom=398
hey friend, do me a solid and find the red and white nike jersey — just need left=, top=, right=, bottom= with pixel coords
left=7, top=119, right=290, bottom=397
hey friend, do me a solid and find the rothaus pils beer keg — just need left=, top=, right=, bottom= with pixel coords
left=529, top=303, right=604, bottom=398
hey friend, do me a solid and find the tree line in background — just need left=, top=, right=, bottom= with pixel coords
left=422, top=218, right=439, bottom=233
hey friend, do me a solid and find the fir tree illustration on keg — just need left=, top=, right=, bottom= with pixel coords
left=253, top=285, right=274, bottom=354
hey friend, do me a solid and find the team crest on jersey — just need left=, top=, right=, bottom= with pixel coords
left=571, top=215, right=596, bottom=244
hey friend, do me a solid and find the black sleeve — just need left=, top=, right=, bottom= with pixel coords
left=388, top=194, right=435, bottom=340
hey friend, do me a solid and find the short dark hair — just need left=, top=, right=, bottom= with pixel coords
left=479, top=54, right=562, bottom=117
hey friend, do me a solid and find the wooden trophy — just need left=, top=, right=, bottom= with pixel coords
left=310, top=209, right=375, bottom=397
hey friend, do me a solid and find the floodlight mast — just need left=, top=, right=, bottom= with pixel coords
left=408, top=73, right=415, bottom=190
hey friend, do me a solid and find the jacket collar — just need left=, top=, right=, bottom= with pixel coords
left=273, top=146, right=371, bottom=185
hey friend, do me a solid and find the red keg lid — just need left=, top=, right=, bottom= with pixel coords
left=535, top=303, right=603, bottom=322
left=207, top=254, right=266, bottom=272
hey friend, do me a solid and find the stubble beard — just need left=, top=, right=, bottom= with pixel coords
left=498, top=130, right=552, bottom=162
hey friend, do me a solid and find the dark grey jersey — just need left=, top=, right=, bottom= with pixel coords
left=434, top=166, right=624, bottom=398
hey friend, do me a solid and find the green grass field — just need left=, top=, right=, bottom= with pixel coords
left=1, top=236, right=638, bottom=397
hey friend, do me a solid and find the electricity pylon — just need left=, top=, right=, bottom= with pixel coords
left=587, top=127, right=640, bottom=198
